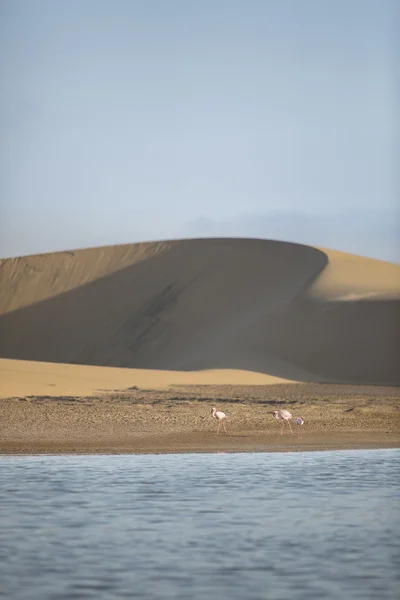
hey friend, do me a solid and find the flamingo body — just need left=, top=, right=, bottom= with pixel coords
left=272, top=409, right=293, bottom=435
left=274, top=409, right=292, bottom=421
left=211, top=407, right=227, bottom=434
left=295, top=416, right=305, bottom=438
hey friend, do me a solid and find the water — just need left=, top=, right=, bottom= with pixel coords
left=0, top=450, right=399, bottom=600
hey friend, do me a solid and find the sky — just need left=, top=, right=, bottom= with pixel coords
left=0, top=0, right=398, bottom=262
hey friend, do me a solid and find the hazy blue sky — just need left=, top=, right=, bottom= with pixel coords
left=1, top=0, right=398, bottom=261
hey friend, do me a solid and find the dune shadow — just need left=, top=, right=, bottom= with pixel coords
left=266, top=295, right=400, bottom=385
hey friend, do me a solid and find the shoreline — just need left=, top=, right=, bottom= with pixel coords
left=1, top=435, right=399, bottom=456
left=1, top=426, right=398, bottom=457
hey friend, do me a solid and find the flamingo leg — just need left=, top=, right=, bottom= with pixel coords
left=280, top=421, right=284, bottom=435
left=297, top=425, right=301, bottom=438
left=222, top=421, right=227, bottom=434
left=288, top=420, right=293, bottom=434
left=217, top=421, right=220, bottom=434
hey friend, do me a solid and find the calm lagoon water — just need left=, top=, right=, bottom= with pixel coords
left=0, top=450, right=399, bottom=600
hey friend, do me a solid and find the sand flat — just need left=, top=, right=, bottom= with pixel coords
left=1, top=383, right=399, bottom=454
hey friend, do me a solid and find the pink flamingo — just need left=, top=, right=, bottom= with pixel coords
left=295, top=417, right=305, bottom=438
left=272, top=410, right=293, bottom=435
left=211, top=407, right=227, bottom=434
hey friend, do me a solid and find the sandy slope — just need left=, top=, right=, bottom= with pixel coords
left=0, top=358, right=289, bottom=399
left=312, top=248, right=400, bottom=301
left=0, top=238, right=399, bottom=386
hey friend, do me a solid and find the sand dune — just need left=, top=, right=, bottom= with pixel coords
left=0, top=238, right=399, bottom=387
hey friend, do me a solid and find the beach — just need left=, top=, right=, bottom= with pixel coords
left=1, top=378, right=399, bottom=454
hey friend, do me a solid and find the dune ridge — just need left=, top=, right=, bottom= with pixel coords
left=0, top=238, right=399, bottom=386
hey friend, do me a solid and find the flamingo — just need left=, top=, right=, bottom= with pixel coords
left=211, top=407, right=227, bottom=434
left=295, top=417, right=305, bottom=438
left=272, top=410, right=293, bottom=435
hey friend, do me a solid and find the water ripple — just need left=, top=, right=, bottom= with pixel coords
left=0, top=449, right=399, bottom=600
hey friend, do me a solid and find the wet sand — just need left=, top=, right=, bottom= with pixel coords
left=1, top=383, right=399, bottom=454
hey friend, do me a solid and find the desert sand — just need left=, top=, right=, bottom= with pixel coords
left=0, top=238, right=399, bottom=454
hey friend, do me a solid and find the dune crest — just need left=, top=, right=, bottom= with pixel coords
left=0, top=238, right=399, bottom=386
